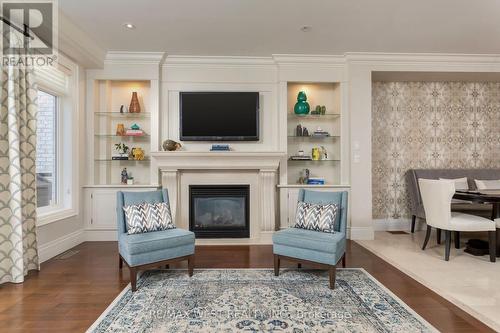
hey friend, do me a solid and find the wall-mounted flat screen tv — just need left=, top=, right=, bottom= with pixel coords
left=180, top=92, right=259, bottom=141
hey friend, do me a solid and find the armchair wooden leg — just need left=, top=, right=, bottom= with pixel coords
left=454, top=231, right=460, bottom=249
left=274, top=255, right=280, bottom=276
left=329, top=266, right=336, bottom=289
left=436, top=229, right=441, bottom=245
left=411, top=215, right=416, bottom=233
left=488, top=231, right=496, bottom=263
left=188, top=255, right=194, bottom=277
left=119, top=256, right=123, bottom=269
left=297, top=263, right=301, bottom=269
left=165, top=264, right=170, bottom=269
left=445, top=230, right=452, bottom=261
left=341, top=253, right=346, bottom=268
left=130, top=267, right=137, bottom=292
left=422, top=225, right=431, bottom=250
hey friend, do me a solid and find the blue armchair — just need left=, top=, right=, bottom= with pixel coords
left=117, top=189, right=195, bottom=291
left=272, top=189, right=348, bottom=289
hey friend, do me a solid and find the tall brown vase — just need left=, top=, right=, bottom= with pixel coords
left=129, top=92, right=141, bottom=113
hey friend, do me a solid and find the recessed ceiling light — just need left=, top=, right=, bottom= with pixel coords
left=123, top=23, right=135, bottom=30
left=300, top=26, right=312, bottom=32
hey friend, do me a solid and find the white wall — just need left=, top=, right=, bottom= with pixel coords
left=161, top=56, right=280, bottom=152
left=37, top=63, right=86, bottom=263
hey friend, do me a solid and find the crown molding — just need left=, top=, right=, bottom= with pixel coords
left=105, top=51, right=166, bottom=65
left=162, top=55, right=275, bottom=67
left=272, top=54, right=345, bottom=65
left=58, top=11, right=106, bottom=69
left=345, top=52, right=500, bottom=65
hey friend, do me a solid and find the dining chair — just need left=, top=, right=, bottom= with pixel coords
left=418, top=179, right=496, bottom=262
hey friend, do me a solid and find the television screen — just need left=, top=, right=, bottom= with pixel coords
left=180, top=92, right=259, bottom=141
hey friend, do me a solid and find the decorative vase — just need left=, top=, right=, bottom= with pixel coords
left=129, top=92, right=141, bottom=113
left=294, top=91, right=310, bottom=115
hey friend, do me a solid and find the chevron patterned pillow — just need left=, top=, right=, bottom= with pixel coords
left=294, top=201, right=339, bottom=233
left=123, top=202, right=175, bottom=235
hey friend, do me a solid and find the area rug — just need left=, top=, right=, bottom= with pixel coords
left=88, top=269, right=437, bottom=333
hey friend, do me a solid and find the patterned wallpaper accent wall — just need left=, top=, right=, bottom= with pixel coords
left=372, top=82, right=500, bottom=219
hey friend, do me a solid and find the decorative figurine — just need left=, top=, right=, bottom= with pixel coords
left=321, top=105, right=326, bottom=115
left=312, top=147, right=321, bottom=161
left=302, top=127, right=309, bottom=136
left=298, top=168, right=310, bottom=184
left=131, top=147, right=145, bottom=161
left=296, top=124, right=303, bottom=137
left=119, top=105, right=127, bottom=113
left=130, top=123, right=140, bottom=130
left=121, top=168, right=128, bottom=184
left=293, top=91, right=310, bottom=115
left=162, top=139, right=182, bottom=151
left=129, top=92, right=141, bottom=113
left=116, top=123, right=125, bottom=136
left=320, top=146, right=328, bottom=160
left=312, top=105, right=321, bottom=115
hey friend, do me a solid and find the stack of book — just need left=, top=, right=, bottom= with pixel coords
left=125, top=129, right=144, bottom=136
left=111, top=155, right=129, bottom=160
left=290, top=155, right=312, bottom=160
left=307, top=177, right=325, bottom=185
left=210, top=144, right=230, bottom=151
left=312, top=130, right=330, bottom=137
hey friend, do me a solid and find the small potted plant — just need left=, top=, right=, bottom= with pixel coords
left=114, top=142, right=130, bottom=160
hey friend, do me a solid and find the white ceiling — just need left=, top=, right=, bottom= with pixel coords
left=59, top=0, right=500, bottom=56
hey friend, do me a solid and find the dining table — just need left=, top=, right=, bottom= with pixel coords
left=453, top=190, right=500, bottom=256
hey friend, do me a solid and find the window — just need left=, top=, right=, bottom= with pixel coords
left=34, top=55, right=78, bottom=225
left=36, top=90, right=58, bottom=208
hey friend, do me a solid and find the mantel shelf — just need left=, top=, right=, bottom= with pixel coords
left=151, top=151, right=286, bottom=171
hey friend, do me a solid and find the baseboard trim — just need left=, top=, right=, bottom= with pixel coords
left=38, top=229, right=85, bottom=263
left=84, top=229, right=117, bottom=241
left=373, top=218, right=424, bottom=232
left=349, top=226, right=374, bottom=240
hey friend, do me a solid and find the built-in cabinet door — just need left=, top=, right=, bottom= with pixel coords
left=88, top=189, right=118, bottom=229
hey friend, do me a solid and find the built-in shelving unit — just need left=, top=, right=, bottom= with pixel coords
left=91, top=80, right=152, bottom=185
left=285, top=82, right=342, bottom=186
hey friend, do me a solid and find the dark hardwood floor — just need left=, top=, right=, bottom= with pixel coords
left=0, top=240, right=494, bottom=333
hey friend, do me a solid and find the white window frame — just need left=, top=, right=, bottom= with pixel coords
left=36, top=88, right=61, bottom=214
left=36, top=54, right=79, bottom=226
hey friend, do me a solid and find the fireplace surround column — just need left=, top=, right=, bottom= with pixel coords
left=161, top=169, right=180, bottom=221
left=259, top=169, right=277, bottom=233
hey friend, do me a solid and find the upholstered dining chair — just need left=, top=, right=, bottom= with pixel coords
left=117, top=189, right=195, bottom=291
left=272, top=189, right=348, bottom=289
left=418, top=179, right=496, bottom=262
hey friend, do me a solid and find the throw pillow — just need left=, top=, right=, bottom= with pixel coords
left=294, top=201, right=339, bottom=233
left=475, top=179, right=500, bottom=190
left=124, top=202, right=175, bottom=235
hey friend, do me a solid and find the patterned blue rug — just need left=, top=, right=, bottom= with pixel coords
left=88, top=269, right=437, bottom=332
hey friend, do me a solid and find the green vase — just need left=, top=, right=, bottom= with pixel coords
left=294, top=91, right=310, bottom=115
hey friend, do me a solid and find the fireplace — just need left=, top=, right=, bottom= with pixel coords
left=189, top=185, right=250, bottom=238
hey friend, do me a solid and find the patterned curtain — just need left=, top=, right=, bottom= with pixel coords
left=0, top=59, right=39, bottom=283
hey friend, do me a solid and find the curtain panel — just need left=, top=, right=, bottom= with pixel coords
left=0, top=60, right=39, bottom=284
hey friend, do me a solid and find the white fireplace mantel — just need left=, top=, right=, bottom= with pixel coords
left=150, top=151, right=285, bottom=171
left=151, top=151, right=286, bottom=244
